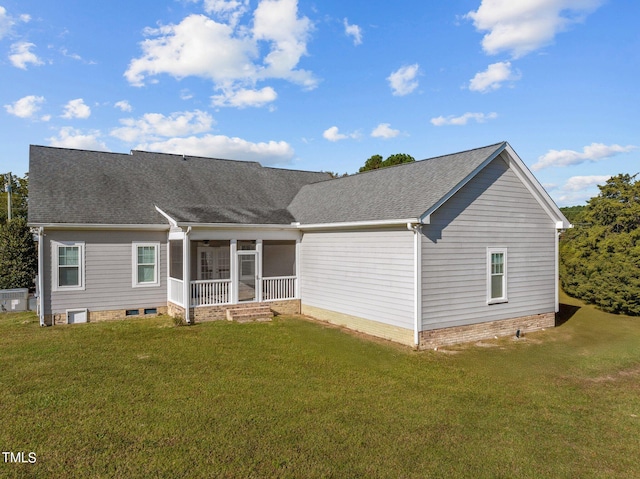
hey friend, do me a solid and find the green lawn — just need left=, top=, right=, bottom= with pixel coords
left=1, top=293, right=639, bottom=478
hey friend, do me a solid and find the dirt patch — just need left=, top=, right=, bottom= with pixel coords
left=585, top=365, right=640, bottom=383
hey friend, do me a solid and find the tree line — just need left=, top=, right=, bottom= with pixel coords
left=560, top=174, right=640, bottom=315
left=325, top=153, right=415, bottom=178
left=0, top=173, right=36, bottom=290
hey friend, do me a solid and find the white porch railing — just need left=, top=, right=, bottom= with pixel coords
left=191, top=279, right=231, bottom=306
left=262, top=276, right=296, bottom=301
left=168, top=278, right=184, bottom=306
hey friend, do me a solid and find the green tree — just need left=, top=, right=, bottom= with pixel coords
left=560, top=205, right=586, bottom=224
left=0, top=172, right=29, bottom=222
left=359, top=153, right=414, bottom=172
left=0, top=217, right=38, bottom=289
left=383, top=153, right=415, bottom=167
left=560, top=174, right=640, bottom=315
left=359, top=154, right=384, bottom=172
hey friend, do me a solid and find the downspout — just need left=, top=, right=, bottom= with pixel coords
left=38, top=227, right=45, bottom=327
left=183, top=226, right=192, bottom=324
left=555, top=229, right=560, bottom=313
left=407, top=222, right=422, bottom=348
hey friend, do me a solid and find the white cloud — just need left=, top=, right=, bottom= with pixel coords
left=532, top=143, right=637, bottom=171
left=555, top=175, right=610, bottom=206
left=344, top=18, right=362, bottom=45
left=4, top=95, right=46, bottom=119
left=60, top=48, right=94, bottom=64
left=212, top=86, right=277, bottom=108
left=111, top=110, right=214, bottom=143
left=562, top=175, right=610, bottom=192
left=202, top=0, right=249, bottom=27
left=9, top=42, right=43, bottom=69
left=115, top=100, right=133, bottom=112
left=468, top=61, right=520, bottom=93
left=322, top=126, right=359, bottom=142
left=253, top=0, right=315, bottom=87
left=125, top=0, right=316, bottom=106
left=138, top=135, right=294, bottom=165
left=0, top=6, right=13, bottom=39
left=466, top=0, right=603, bottom=58
left=61, top=99, right=91, bottom=119
left=323, top=126, right=346, bottom=142
left=48, top=127, right=110, bottom=151
left=387, top=64, right=420, bottom=96
left=371, top=123, right=400, bottom=139
left=430, top=112, right=498, bottom=126
left=0, top=6, right=31, bottom=40
left=124, top=14, right=254, bottom=87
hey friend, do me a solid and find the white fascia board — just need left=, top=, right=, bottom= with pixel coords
left=298, top=218, right=421, bottom=230
left=27, top=222, right=169, bottom=231
left=177, top=222, right=299, bottom=230
left=419, top=143, right=507, bottom=224
left=502, top=143, right=572, bottom=229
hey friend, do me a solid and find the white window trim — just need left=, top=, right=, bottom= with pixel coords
left=487, top=247, right=508, bottom=304
left=52, top=241, right=85, bottom=292
left=132, top=242, right=160, bottom=288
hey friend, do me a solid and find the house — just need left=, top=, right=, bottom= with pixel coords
left=28, top=141, right=571, bottom=348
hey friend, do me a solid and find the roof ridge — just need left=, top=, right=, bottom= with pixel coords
left=262, top=165, right=327, bottom=174
left=130, top=150, right=262, bottom=166
left=313, top=141, right=507, bottom=183
left=30, top=145, right=126, bottom=157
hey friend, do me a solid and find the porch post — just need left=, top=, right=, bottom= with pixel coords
left=183, top=228, right=191, bottom=324
left=230, top=239, right=237, bottom=304
left=256, top=239, right=263, bottom=302
left=37, top=227, right=45, bottom=326
left=295, top=237, right=301, bottom=299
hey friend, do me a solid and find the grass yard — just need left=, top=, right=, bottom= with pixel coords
left=1, top=293, right=639, bottom=478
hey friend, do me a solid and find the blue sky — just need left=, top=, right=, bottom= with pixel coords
left=1, top=0, right=638, bottom=206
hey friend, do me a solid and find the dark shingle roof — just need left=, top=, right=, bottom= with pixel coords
left=28, top=142, right=509, bottom=226
left=287, top=142, right=506, bottom=224
left=28, top=146, right=330, bottom=225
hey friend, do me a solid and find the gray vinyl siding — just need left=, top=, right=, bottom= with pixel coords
left=300, top=229, right=414, bottom=329
left=421, top=156, right=556, bottom=330
left=43, top=230, right=168, bottom=315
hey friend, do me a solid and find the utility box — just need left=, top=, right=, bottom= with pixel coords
left=0, top=288, right=29, bottom=312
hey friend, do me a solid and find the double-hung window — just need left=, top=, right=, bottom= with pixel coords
left=53, top=242, right=85, bottom=291
left=133, top=242, right=160, bottom=287
left=487, top=248, right=507, bottom=304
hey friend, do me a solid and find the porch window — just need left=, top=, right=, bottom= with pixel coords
left=263, top=240, right=296, bottom=277
left=53, top=241, right=85, bottom=291
left=487, top=248, right=507, bottom=304
left=194, top=240, right=230, bottom=280
left=169, top=240, right=183, bottom=280
left=133, top=242, right=160, bottom=287
left=262, top=240, right=297, bottom=301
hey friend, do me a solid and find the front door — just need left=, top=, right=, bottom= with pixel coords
left=237, top=252, right=258, bottom=302
left=197, top=247, right=216, bottom=280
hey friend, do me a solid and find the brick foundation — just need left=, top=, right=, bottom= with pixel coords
left=167, top=299, right=301, bottom=323
left=44, top=305, right=167, bottom=325
left=418, top=312, right=555, bottom=349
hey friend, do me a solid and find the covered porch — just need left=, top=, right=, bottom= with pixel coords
left=167, top=229, right=300, bottom=316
